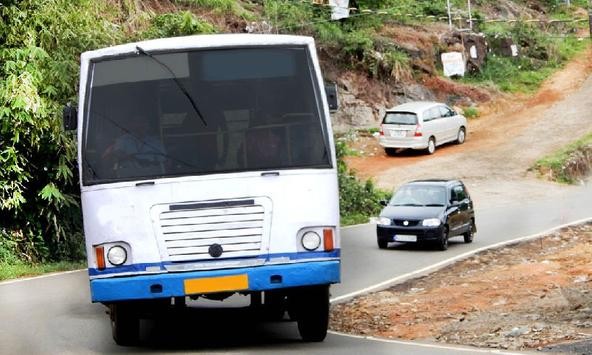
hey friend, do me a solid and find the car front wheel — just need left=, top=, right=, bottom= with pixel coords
left=437, top=226, right=449, bottom=251
left=378, top=239, right=388, bottom=249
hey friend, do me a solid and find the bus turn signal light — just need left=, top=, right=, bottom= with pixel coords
left=95, top=246, right=106, bottom=270
left=323, top=228, right=334, bottom=252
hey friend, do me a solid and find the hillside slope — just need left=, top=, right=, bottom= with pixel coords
left=121, top=0, right=590, bottom=132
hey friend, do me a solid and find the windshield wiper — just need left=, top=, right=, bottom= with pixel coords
left=424, top=204, right=444, bottom=207
left=136, top=46, right=207, bottom=127
left=392, top=203, right=422, bottom=206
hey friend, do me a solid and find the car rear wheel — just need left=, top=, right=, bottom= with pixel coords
left=457, top=127, right=466, bottom=144
left=464, top=220, right=475, bottom=243
left=426, top=137, right=436, bottom=155
left=378, top=239, right=388, bottom=249
left=385, top=148, right=397, bottom=156
left=437, top=226, right=449, bottom=251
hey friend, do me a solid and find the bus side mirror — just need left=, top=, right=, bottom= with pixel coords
left=63, top=104, right=78, bottom=131
left=324, top=82, right=339, bottom=113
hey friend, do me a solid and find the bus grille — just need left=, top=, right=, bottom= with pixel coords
left=158, top=202, right=265, bottom=262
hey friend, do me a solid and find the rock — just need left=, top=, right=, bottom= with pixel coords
left=574, top=275, right=588, bottom=283
left=392, top=83, right=435, bottom=102
left=506, top=326, right=529, bottom=337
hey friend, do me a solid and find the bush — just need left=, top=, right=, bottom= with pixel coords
left=335, top=140, right=390, bottom=225
left=462, top=107, right=479, bottom=119
left=179, top=0, right=255, bottom=19
left=263, top=0, right=315, bottom=33
left=143, top=11, right=216, bottom=39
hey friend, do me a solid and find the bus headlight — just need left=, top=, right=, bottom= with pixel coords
left=107, top=245, right=127, bottom=266
left=301, top=231, right=321, bottom=251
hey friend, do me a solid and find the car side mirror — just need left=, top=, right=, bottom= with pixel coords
left=324, top=82, right=339, bottom=113
left=63, top=103, right=78, bottom=131
left=379, top=199, right=388, bottom=207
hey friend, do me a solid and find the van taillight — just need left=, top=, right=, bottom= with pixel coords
left=414, top=124, right=423, bottom=137
left=379, top=125, right=384, bottom=136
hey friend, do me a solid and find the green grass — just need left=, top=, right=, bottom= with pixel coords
left=463, top=107, right=480, bottom=119
left=464, top=23, right=588, bottom=93
left=0, top=261, right=85, bottom=281
left=533, top=132, right=592, bottom=184
left=462, top=56, right=554, bottom=93
left=341, top=214, right=371, bottom=226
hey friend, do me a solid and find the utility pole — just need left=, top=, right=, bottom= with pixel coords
left=589, top=0, right=592, bottom=39
left=447, top=0, right=452, bottom=30
left=467, top=0, right=473, bottom=31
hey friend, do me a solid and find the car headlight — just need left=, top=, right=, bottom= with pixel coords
left=377, top=217, right=391, bottom=226
left=422, top=218, right=441, bottom=227
left=107, top=245, right=127, bottom=266
left=301, top=231, right=321, bottom=251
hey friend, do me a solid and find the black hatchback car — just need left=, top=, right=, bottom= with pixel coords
left=376, top=179, right=476, bottom=250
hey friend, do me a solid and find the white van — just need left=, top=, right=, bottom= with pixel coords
left=379, top=101, right=467, bottom=155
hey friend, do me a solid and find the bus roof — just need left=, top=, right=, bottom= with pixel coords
left=81, top=34, right=316, bottom=62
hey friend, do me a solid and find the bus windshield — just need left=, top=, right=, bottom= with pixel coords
left=82, top=47, right=331, bottom=185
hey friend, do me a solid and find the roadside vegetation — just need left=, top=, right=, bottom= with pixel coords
left=462, top=22, right=588, bottom=93
left=532, top=132, right=592, bottom=184
left=0, top=261, right=85, bottom=281
left=0, top=0, right=588, bottom=273
left=336, top=139, right=390, bottom=225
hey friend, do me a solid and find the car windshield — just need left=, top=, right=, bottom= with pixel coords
left=82, top=47, right=331, bottom=185
left=389, top=185, right=446, bottom=206
left=383, top=112, right=417, bottom=125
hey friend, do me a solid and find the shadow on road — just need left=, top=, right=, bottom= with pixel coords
left=384, top=239, right=464, bottom=252
left=128, top=305, right=305, bottom=351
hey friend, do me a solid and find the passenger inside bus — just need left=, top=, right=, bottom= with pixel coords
left=102, top=114, right=167, bottom=177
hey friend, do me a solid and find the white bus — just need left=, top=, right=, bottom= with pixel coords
left=65, top=34, right=340, bottom=345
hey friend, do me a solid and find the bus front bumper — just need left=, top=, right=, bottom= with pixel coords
left=90, top=260, right=340, bottom=302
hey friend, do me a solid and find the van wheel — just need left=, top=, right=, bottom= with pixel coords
left=110, top=303, right=139, bottom=346
left=457, top=127, right=466, bottom=144
left=426, top=137, right=436, bottom=155
left=385, top=148, right=397, bottom=156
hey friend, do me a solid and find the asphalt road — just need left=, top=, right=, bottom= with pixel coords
left=0, top=184, right=590, bottom=354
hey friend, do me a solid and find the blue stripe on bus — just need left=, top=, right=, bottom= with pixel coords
left=89, top=260, right=340, bottom=302
left=88, top=249, right=340, bottom=277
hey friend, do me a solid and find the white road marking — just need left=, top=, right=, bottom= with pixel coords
left=328, top=331, right=521, bottom=354
left=0, top=269, right=85, bottom=286
left=331, top=216, right=592, bottom=303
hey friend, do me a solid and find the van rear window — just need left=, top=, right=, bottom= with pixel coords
left=383, top=112, right=417, bottom=125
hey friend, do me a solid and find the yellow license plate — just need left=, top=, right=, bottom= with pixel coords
left=184, top=274, right=249, bottom=295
